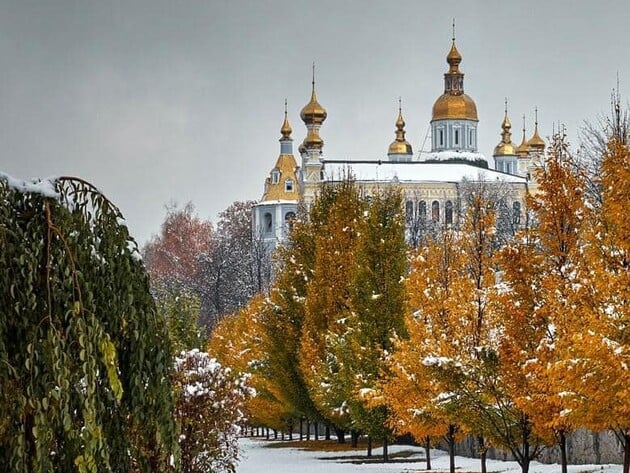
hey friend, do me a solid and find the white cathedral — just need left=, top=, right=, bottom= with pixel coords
left=253, top=36, right=546, bottom=247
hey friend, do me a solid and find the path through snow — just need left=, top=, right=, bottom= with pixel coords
left=238, top=437, right=622, bottom=473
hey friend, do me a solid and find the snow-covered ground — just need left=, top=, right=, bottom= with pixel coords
left=238, top=437, right=622, bottom=473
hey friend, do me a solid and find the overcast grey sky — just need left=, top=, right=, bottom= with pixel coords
left=1, top=1, right=628, bottom=244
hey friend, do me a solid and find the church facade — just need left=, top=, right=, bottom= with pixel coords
left=253, top=37, right=546, bottom=247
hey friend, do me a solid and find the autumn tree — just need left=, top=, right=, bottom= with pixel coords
left=341, top=189, right=408, bottom=460
left=383, top=229, right=467, bottom=473
left=560, top=103, right=630, bottom=473
left=209, top=295, right=292, bottom=434
left=496, top=132, right=588, bottom=473
left=0, top=175, right=177, bottom=472
left=299, top=180, right=365, bottom=438
left=143, top=203, right=215, bottom=329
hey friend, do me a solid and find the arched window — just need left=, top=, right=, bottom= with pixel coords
left=285, top=179, right=294, bottom=192
left=418, top=201, right=427, bottom=221
left=405, top=200, right=414, bottom=223
left=445, top=201, right=453, bottom=225
left=285, top=211, right=296, bottom=233
left=263, top=212, right=273, bottom=233
left=432, top=201, right=440, bottom=222
left=512, top=201, right=521, bottom=225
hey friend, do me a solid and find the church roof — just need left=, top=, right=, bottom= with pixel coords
left=322, top=160, right=527, bottom=184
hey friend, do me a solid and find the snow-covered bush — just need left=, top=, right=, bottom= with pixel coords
left=173, top=349, right=254, bottom=473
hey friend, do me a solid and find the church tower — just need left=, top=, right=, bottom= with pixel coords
left=387, top=98, right=413, bottom=162
left=299, top=65, right=327, bottom=185
left=493, top=100, right=518, bottom=174
left=428, top=27, right=481, bottom=163
left=252, top=101, right=299, bottom=247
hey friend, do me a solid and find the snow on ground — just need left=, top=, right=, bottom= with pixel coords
left=238, top=437, right=622, bottom=473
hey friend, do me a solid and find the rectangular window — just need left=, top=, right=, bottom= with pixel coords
left=439, top=130, right=444, bottom=146
left=454, top=129, right=459, bottom=145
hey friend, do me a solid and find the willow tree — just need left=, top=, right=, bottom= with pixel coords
left=0, top=175, right=177, bottom=472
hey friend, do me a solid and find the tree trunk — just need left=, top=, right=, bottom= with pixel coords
left=299, top=418, right=304, bottom=441
left=446, top=424, right=456, bottom=473
left=306, top=420, right=311, bottom=440
left=383, top=437, right=389, bottom=463
left=477, top=436, right=487, bottom=473
left=367, top=436, right=372, bottom=457
left=559, top=430, right=568, bottom=473
left=425, top=436, right=432, bottom=471
left=325, top=425, right=331, bottom=440
left=314, top=421, right=319, bottom=440
left=520, top=439, right=530, bottom=473
left=623, top=433, right=630, bottom=473
left=336, top=428, right=346, bottom=444
left=274, top=429, right=277, bottom=440
left=266, top=427, right=269, bottom=440
left=351, top=430, right=359, bottom=448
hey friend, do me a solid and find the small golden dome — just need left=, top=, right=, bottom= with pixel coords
left=516, top=114, right=530, bottom=157
left=447, top=41, right=462, bottom=71
left=388, top=100, right=413, bottom=155
left=300, top=65, right=327, bottom=126
left=494, top=100, right=517, bottom=156
left=280, top=100, right=292, bottom=140
left=432, top=93, right=478, bottom=121
left=527, top=125, right=545, bottom=151
left=302, top=129, right=324, bottom=150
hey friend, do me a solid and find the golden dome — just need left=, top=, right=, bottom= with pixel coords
left=516, top=114, right=530, bottom=157
left=494, top=101, right=517, bottom=156
left=302, top=128, right=324, bottom=150
left=527, top=124, right=545, bottom=151
left=388, top=102, right=413, bottom=155
left=300, top=65, right=327, bottom=126
left=447, top=42, right=462, bottom=71
left=431, top=36, right=478, bottom=122
left=432, top=93, right=478, bottom=121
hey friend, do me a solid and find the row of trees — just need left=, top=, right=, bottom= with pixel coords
left=210, top=115, right=629, bottom=473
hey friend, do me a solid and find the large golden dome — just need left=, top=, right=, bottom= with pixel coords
left=432, top=93, right=478, bottom=121
left=431, top=38, right=478, bottom=122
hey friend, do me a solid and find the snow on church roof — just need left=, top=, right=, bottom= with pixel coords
left=322, top=160, right=527, bottom=184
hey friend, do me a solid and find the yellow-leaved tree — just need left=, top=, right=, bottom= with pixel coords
left=558, top=105, right=630, bottom=473
left=496, top=132, right=588, bottom=473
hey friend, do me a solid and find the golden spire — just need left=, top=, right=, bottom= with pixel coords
left=516, top=114, right=530, bottom=157
left=280, top=99, right=292, bottom=140
left=527, top=107, right=546, bottom=151
left=494, top=99, right=517, bottom=156
left=300, top=63, right=327, bottom=126
left=388, top=97, right=413, bottom=155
